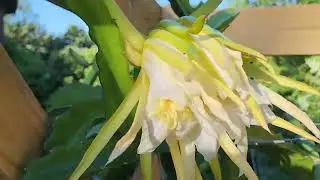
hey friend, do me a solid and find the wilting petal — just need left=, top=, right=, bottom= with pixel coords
left=107, top=72, right=149, bottom=164
left=138, top=117, right=169, bottom=153
left=249, top=80, right=271, bottom=105
left=227, top=48, right=251, bottom=99
left=216, top=127, right=258, bottom=180
left=263, top=86, right=320, bottom=138
left=194, top=127, right=219, bottom=162
left=224, top=100, right=251, bottom=127
left=201, top=90, right=241, bottom=139
left=190, top=96, right=217, bottom=137
left=246, top=95, right=271, bottom=133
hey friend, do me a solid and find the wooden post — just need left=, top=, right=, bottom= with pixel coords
left=0, top=44, right=46, bottom=180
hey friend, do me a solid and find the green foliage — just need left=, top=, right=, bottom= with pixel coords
left=168, top=0, right=222, bottom=17
left=23, top=84, right=138, bottom=179
left=207, top=9, right=239, bottom=31
left=4, top=20, right=98, bottom=105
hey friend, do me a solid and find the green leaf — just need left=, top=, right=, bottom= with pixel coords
left=46, top=83, right=102, bottom=111
left=169, top=0, right=222, bottom=17
left=23, top=146, right=85, bottom=180
left=69, top=48, right=91, bottom=67
left=191, top=0, right=223, bottom=17
left=207, top=9, right=239, bottom=31
left=45, top=99, right=105, bottom=150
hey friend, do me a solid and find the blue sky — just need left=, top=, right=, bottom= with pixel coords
left=10, top=0, right=229, bottom=35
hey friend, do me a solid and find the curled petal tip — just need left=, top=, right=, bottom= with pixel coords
left=188, top=15, right=206, bottom=34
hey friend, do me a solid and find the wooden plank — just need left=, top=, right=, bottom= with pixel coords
left=0, top=44, right=46, bottom=179
left=223, top=4, right=320, bottom=55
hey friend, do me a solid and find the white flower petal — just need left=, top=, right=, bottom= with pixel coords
left=195, top=128, right=219, bottom=162
left=137, top=117, right=169, bottom=154
left=194, top=36, right=234, bottom=88
left=227, top=48, right=251, bottom=99
left=189, top=97, right=217, bottom=137
left=249, top=80, right=271, bottom=105
left=175, top=118, right=199, bottom=140
left=143, top=50, right=188, bottom=110
left=201, top=89, right=242, bottom=139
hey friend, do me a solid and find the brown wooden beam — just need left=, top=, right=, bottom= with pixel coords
left=0, top=44, right=46, bottom=180
left=224, top=5, right=320, bottom=55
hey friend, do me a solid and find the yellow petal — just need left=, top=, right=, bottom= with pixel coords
left=188, top=15, right=206, bottom=34
left=192, top=61, right=246, bottom=110
left=167, top=138, right=184, bottom=180
left=271, top=117, right=320, bottom=144
left=216, top=37, right=267, bottom=62
left=107, top=72, right=149, bottom=163
left=263, top=86, right=320, bottom=138
left=246, top=95, right=271, bottom=133
left=125, top=41, right=142, bottom=66
left=158, top=19, right=189, bottom=38
left=69, top=74, right=142, bottom=180
left=275, top=75, right=320, bottom=97
left=144, top=39, right=192, bottom=74
left=243, top=60, right=320, bottom=97
left=218, top=129, right=258, bottom=180
left=210, top=157, right=222, bottom=180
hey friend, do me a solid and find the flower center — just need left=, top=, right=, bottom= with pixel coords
left=154, top=99, right=179, bottom=130
left=152, top=99, right=195, bottom=130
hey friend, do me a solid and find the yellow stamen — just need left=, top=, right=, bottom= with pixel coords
left=153, top=99, right=179, bottom=130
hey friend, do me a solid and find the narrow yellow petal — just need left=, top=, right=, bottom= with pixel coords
left=192, top=61, right=246, bottom=110
left=244, top=60, right=320, bottom=97
left=107, top=72, right=149, bottom=163
left=69, top=74, right=142, bottom=180
left=188, top=15, right=206, bottom=34
left=271, top=117, right=320, bottom=144
left=167, top=139, right=184, bottom=180
left=218, top=130, right=258, bottom=180
left=216, top=37, right=267, bottom=61
left=246, top=95, right=271, bottom=133
left=144, top=39, right=193, bottom=74
left=263, top=86, right=320, bottom=138
left=125, top=41, right=142, bottom=66
left=140, top=152, right=153, bottom=180
left=210, top=157, right=222, bottom=180
left=275, top=75, right=320, bottom=97
left=158, top=19, right=189, bottom=38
